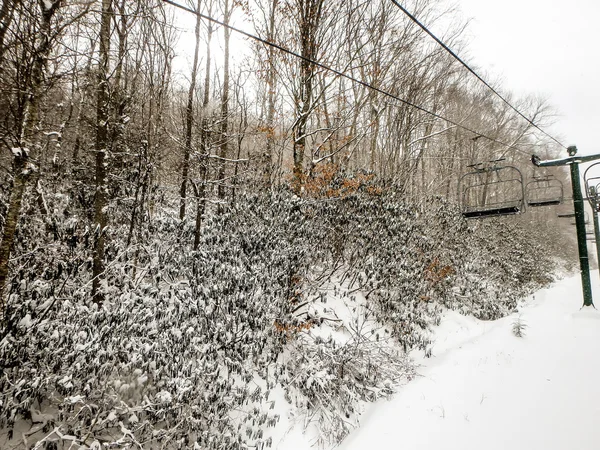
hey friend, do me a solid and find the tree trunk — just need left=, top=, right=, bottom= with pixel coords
left=217, top=0, right=231, bottom=210
left=0, top=155, right=31, bottom=312
left=0, top=0, right=61, bottom=311
left=293, top=58, right=311, bottom=192
left=193, top=181, right=205, bottom=250
left=0, top=0, right=14, bottom=67
left=179, top=0, right=202, bottom=221
left=292, top=0, right=323, bottom=193
left=110, top=0, right=128, bottom=170
left=92, top=0, right=111, bottom=304
left=263, top=0, right=278, bottom=186
left=71, top=38, right=96, bottom=167
left=232, top=84, right=247, bottom=205
left=193, top=4, right=214, bottom=248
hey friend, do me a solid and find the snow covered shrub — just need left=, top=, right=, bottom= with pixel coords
left=297, top=193, right=460, bottom=351
left=0, top=179, right=575, bottom=448
left=447, top=216, right=560, bottom=320
left=298, top=190, right=566, bottom=344
left=0, top=192, right=315, bottom=448
left=283, top=332, right=414, bottom=446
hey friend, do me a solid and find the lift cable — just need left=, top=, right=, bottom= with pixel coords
left=389, top=0, right=568, bottom=150
left=162, top=0, right=532, bottom=156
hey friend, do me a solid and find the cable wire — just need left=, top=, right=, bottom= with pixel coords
left=389, top=0, right=568, bottom=150
left=162, top=0, right=532, bottom=156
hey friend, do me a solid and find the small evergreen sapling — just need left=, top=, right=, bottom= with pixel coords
left=512, top=316, right=527, bottom=337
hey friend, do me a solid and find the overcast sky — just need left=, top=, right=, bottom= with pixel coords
left=454, top=0, right=600, bottom=157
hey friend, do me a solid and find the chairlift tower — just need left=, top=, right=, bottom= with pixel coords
left=582, top=164, right=600, bottom=283
left=532, top=146, right=600, bottom=308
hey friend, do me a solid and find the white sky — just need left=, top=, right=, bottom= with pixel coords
left=454, top=0, right=600, bottom=156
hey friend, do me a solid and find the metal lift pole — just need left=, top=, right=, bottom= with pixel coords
left=532, top=145, right=600, bottom=307
left=569, top=160, right=594, bottom=306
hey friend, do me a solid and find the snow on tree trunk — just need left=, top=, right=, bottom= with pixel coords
left=217, top=0, right=232, bottom=210
left=92, top=0, right=111, bottom=304
left=292, top=0, right=324, bottom=193
left=0, top=0, right=60, bottom=314
left=179, top=0, right=202, bottom=221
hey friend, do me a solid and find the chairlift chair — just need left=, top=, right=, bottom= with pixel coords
left=459, top=161, right=525, bottom=219
left=586, top=181, right=600, bottom=211
left=583, top=164, right=600, bottom=207
left=526, top=175, right=563, bottom=207
left=557, top=210, right=589, bottom=224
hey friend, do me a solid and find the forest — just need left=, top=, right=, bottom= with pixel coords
left=0, top=0, right=580, bottom=448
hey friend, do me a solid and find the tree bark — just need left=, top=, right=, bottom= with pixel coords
left=217, top=0, right=231, bottom=210
left=292, top=0, right=323, bottom=193
left=263, top=0, right=278, bottom=186
left=0, top=0, right=14, bottom=67
left=0, top=0, right=61, bottom=311
left=193, top=3, right=214, bottom=249
left=180, top=0, right=202, bottom=221
left=92, top=0, right=112, bottom=304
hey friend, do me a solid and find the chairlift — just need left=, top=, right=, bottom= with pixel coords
left=594, top=184, right=600, bottom=212
left=583, top=163, right=600, bottom=209
left=587, top=182, right=600, bottom=212
left=459, top=160, right=524, bottom=219
left=558, top=210, right=589, bottom=224
left=525, top=175, right=563, bottom=207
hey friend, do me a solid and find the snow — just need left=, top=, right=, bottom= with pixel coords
left=278, top=273, right=600, bottom=450
left=10, top=147, right=29, bottom=157
left=64, top=395, right=85, bottom=405
left=156, top=390, right=172, bottom=404
left=18, top=313, right=32, bottom=329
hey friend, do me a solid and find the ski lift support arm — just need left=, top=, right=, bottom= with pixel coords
left=531, top=152, right=600, bottom=167
left=532, top=146, right=600, bottom=308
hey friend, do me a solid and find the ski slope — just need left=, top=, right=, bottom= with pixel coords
left=283, top=273, right=600, bottom=450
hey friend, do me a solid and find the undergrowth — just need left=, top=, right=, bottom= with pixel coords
left=0, top=184, right=575, bottom=448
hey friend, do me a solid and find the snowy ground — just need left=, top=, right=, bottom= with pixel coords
left=279, top=272, right=600, bottom=450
